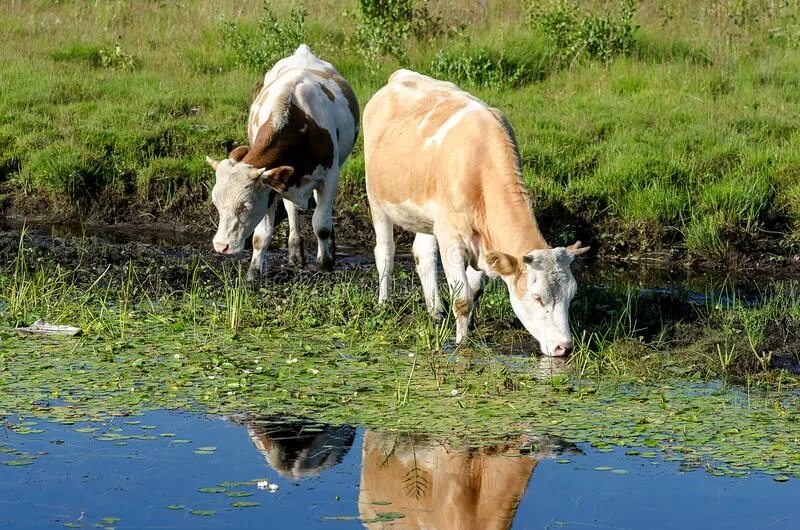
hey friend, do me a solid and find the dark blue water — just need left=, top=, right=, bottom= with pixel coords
left=1, top=410, right=797, bottom=529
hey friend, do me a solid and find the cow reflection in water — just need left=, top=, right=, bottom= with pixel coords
left=244, top=416, right=575, bottom=528
left=359, top=432, right=576, bottom=529
left=245, top=418, right=356, bottom=480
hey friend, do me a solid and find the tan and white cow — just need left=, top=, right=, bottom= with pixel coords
left=207, top=45, right=359, bottom=277
left=363, top=70, right=588, bottom=356
left=358, top=432, right=573, bottom=529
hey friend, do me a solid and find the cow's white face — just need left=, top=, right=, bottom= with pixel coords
left=207, top=156, right=293, bottom=254
left=487, top=243, right=589, bottom=356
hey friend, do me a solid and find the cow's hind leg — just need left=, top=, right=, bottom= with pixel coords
left=412, top=233, right=443, bottom=320
left=438, top=233, right=472, bottom=344
left=247, top=192, right=279, bottom=281
left=371, top=207, right=395, bottom=303
left=283, top=199, right=305, bottom=267
left=312, top=176, right=337, bottom=272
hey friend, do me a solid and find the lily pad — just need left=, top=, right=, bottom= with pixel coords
left=230, top=501, right=260, bottom=508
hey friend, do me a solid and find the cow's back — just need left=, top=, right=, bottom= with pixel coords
left=248, top=45, right=359, bottom=169
left=364, top=70, right=512, bottom=228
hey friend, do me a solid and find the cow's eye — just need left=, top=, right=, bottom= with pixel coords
left=532, top=294, right=545, bottom=307
left=236, top=202, right=251, bottom=215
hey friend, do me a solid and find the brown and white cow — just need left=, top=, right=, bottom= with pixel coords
left=363, top=70, right=588, bottom=356
left=245, top=417, right=355, bottom=480
left=206, top=45, right=359, bottom=278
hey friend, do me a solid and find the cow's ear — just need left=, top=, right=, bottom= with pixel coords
left=228, top=145, right=250, bottom=162
left=249, top=166, right=295, bottom=192
left=486, top=252, right=520, bottom=278
left=566, top=240, right=590, bottom=257
left=205, top=156, right=220, bottom=171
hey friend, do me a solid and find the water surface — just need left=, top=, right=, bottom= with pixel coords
left=2, top=410, right=797, bottom=529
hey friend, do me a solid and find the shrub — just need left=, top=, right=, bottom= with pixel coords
left=222, top=3, right=307, bottom=72
left=527, top=0, right=637, bottom=63
left=353, top=0, right=443, bottom=66
left=354, top=0, right=414, bottom=65
left=98, top=44, right=137, bottom=71
left=427, top=46, right=530, bottom=89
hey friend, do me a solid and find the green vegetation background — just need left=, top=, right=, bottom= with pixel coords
left=1, top=0, right=799, bottom=259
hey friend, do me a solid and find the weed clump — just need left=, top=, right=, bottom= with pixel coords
left=427, top=45, right=531, bottom=89
left=527, top=0, right=637, bottom=63
left=354, top=0, right=442, bottom=66
left=222, top=3, right=307, bottom=72
left=98, top=44, right=137, bottom=71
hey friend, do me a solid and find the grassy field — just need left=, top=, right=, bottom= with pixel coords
left=1, top=0, right=799, bottom=259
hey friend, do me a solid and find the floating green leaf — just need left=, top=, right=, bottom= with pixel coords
left=198, top=487, right=226, bottom=494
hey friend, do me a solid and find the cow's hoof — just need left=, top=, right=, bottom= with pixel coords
left=246, top=269, right=260, bottom=282
left=316, top=255, right=335, bottom=272
left=288, top=250, right=305, bottom=267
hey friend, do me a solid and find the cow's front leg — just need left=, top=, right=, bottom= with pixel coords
left=247, top=193, right=279, bottom=281
left=283, top=199, right=305, bottom=267
left=438, top=235, right=472, bottom=345
left=312, top=177, right=337, bottom=272
left=413, top=233, right=443, bottom=320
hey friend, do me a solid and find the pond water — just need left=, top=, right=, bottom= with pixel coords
left=2, top=409, right=798, bottom=529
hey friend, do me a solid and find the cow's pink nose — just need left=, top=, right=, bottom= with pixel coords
left=552, top=342, right=573, bottom=357
left=213, top=241, right=229, bottom=253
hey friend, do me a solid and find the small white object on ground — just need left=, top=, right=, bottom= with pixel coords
left=12, top=320, right=82, bottom=336
left=268, top=483, right=279, bottom=492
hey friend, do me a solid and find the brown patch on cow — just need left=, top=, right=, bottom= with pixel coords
left=228, top=145, right=250, bottom=162
left=320, top=84, right=335, bottom=102
left=252, top=233, right=264, bottom=251
left=454, top=298, right=472, bottom=318
left=243, top=101, right=335, bottom=188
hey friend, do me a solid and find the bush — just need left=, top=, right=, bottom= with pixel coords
left=222, top=3, right=307, bottom=72
left=354, top=0, right=414, bottom=65
left=353, top=0, right=443, bottom=66
left=527, top=0, right=637, bottom=63
left=98, top=44, right=137, bottom=71
left=427, top=46, right=531, bottom=89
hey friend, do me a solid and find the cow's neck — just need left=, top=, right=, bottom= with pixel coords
left=478, top=154, right=549, bottom=258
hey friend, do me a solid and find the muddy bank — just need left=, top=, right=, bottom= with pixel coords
left=3, top=210, right=800, bottom=294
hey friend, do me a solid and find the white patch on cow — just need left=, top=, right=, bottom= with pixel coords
left=423, top=100, right=483, bottom=149
left=417, top=106, right=438, bottom=131
left=378, top=200, right=439, bottom=234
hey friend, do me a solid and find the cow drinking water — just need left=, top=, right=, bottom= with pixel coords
left=363, top=70, right=588, bottom=356
left=206, top=45, right=359, bottom=278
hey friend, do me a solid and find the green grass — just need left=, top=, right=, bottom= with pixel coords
left=1, top=1, right=799, bottom=258
left=3, top=238, right=800, bottom=475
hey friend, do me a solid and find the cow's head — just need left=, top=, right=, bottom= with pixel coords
left=486, top=242, right=589, bottom=357
left=206, top=148, right=294, bottom=254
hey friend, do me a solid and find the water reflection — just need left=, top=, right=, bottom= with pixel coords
left=244, top=416, right=356, bottom=480
left=245, top=415, right=577, bottom=527
left=358, top=432, right=576, bottom=529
